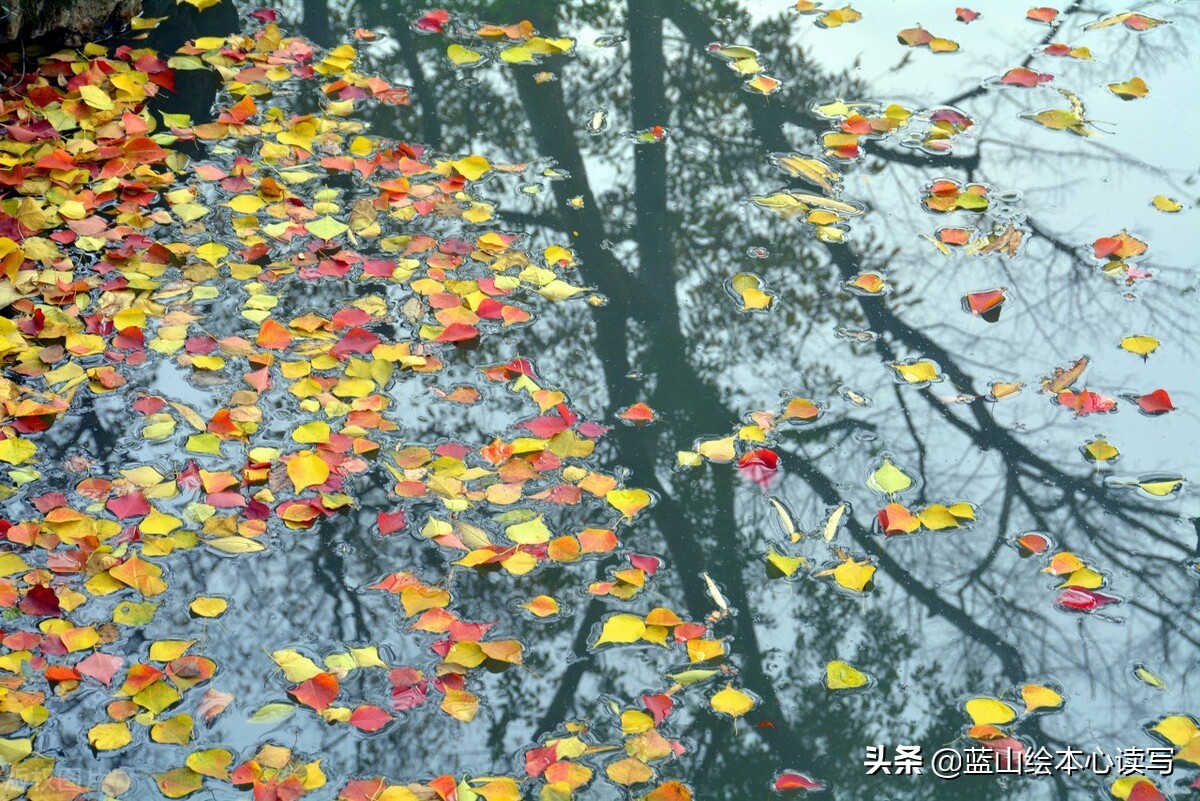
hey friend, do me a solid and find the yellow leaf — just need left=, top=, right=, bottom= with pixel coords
left=1084, top=437, right=1120, bottom=462
left=825, top=660, right=869, bottom=690
left=1060, top=567, right=1104, bottom=589
left=1020, top=684, right=1063, bottom=712
left=292, top=421, right=331, bottom=444
left=0, top=553, right=30, bottom=577
left=447, top=44, right=483, bottom=66
left=305, top=216, right=349, bottom=240
left=505, top=516, right=551, bottom=544
left=767, top=548, right=805, bottom=577
left=272, top=649, right=324, bottom=683
left=890, top=359, right=940, bottom=384
left=1119, top=335, right=1159, bottom=357
left=594, top=614, right=646, bottom=646
left=867, top=458, right=912, bottom=496
left=817, top=6, right=862, bottom=28
left=1151, top=195, right=1182, bottom=213
left=710, top=684, right=755, bottom=718
left=150, top=714, right=194, bottom=745
left=450, top=155, right=491, bottom=181
left=1132, top=478, right=1184, bottom=497
left=178, top=0, right=222, bottom=9
left=1132, top=663, right=1167, bottom=691
left=89, top=722, right=132, bottom=751
left=79, top=85, right=114, bottom=110
left=730, top=273, right=773, bottom=310
left=206, top=537, right=266, bottom=554
left=288, top=451, right=330, bottom=492
left=150, top=640, right=195, bottom=661
left=1108, top=77, right=1148, bottom=100
left=696, top=437, right=735, bottom=462
left=621, top=710, right=655, bottom=735
left=195, top=242, right=228, bottom=265
left=1027, top=109, right=1083, bottom=131
left=607, top=757, right=654, bottom=786
left=823, top=557, right=875, bottom=593
left=499, top=45, right=534, bottom=64
left=189, top=596, right=227, bottom=618
left=1152, top=715, right=1199, bottom=747
left=226, top=195, right=266, bottom=214
left=0, top=438, right=36, bottom=465
left=606, top=488, right=651, bottom=518
left=965, top=697, right=1016, bottom=726
left=186, top=748, right=233, bottom=780
left=441, top=689, right=478, bottom=722
left=1177, top=736, right=1200, bottom=766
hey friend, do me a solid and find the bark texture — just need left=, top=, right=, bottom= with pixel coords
left=2, top=0, right=142, bottom=46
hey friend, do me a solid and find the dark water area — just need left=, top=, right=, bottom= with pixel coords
left=1, top=1, right=1198, bottom=800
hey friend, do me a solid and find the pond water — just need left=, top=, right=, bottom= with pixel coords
left=0, top=1, right=1197, bottom=800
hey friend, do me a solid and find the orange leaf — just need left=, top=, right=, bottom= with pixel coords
left=256, top=319, right=292, bottom=350
left=290, top=672, right=339, bottom=711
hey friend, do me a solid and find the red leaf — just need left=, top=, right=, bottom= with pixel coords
left=377, top=511, right=407, bottom=535
left=390, top=679, right=428, bottom=712
left=19, top=584, right=60, bottom=616
left=1056, top=389, right=1116, bottom=416
left=348, top=704, right=391, bottom=732
left=963, top=288, right=1005, bottom=322
left=415, top=9, right=450, bottom=32
left=956, top=7, right=980, bottom=23
left=737, top=449, right=779, bottom=490
left=1000, top=67, right=1053, bottom=87
left=642, top=693, right=674, bottom=725
left=107, top=492, right=150, bottom=520
left=123, top=136, right=168, bottom=164
left=630, top=554, right=660, bottom=575
left=617, top=402, right=657, bottom=423
left=1133, top=389, right=1175, bottom=415
left=77, top=652, right=123, bottom=686
left=197, top=688, right=234, bottom=722
left=1093, top=237, right=1121, bottom=259
left=250, top=8, right=278, bottom=22
left=775, top=771, right=823, bottom=791
left=981, top=738, right=1026, bottom=770
left=518, top=415, right=570, bottom=438
left=1128, top=781, right=1167, bottom=801
left=291, top=672, right=339, bottom=710
left=1026, top=7, right=1059, bottom=23
left=1015, top=533, right=1050, bottom=555
left=436, top=322, right=479, bottom=342
left=525, top=745, right=558, bottom=777
left=1056, top=588, right=1119, bottom=612
left=331, top=327, right=380, bottom=357
left=898, top=26, right=933, bottom=46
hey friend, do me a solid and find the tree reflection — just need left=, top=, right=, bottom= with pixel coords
left=14, top=1, right=1196, bottom=799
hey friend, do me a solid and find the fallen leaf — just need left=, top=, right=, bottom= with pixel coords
left=710, top=684, right=755, bottom=718
left=1108, top=77, right=1148, bottom=100
left=825, top=660, right=869, bottom=690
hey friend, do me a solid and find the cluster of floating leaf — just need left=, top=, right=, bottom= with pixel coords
left=0, top=13, right=735, bottom=801
left=810, top=99, right=975, bottom=160
left=956, top=685, right=1065, bottom=766
left=749, top=152, right=862, bottom=249
left=794, top=1, right=862, bottom=30
left=706, top=43, right=782, bottom=96
left=414, top=9, right=576, bottom=69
